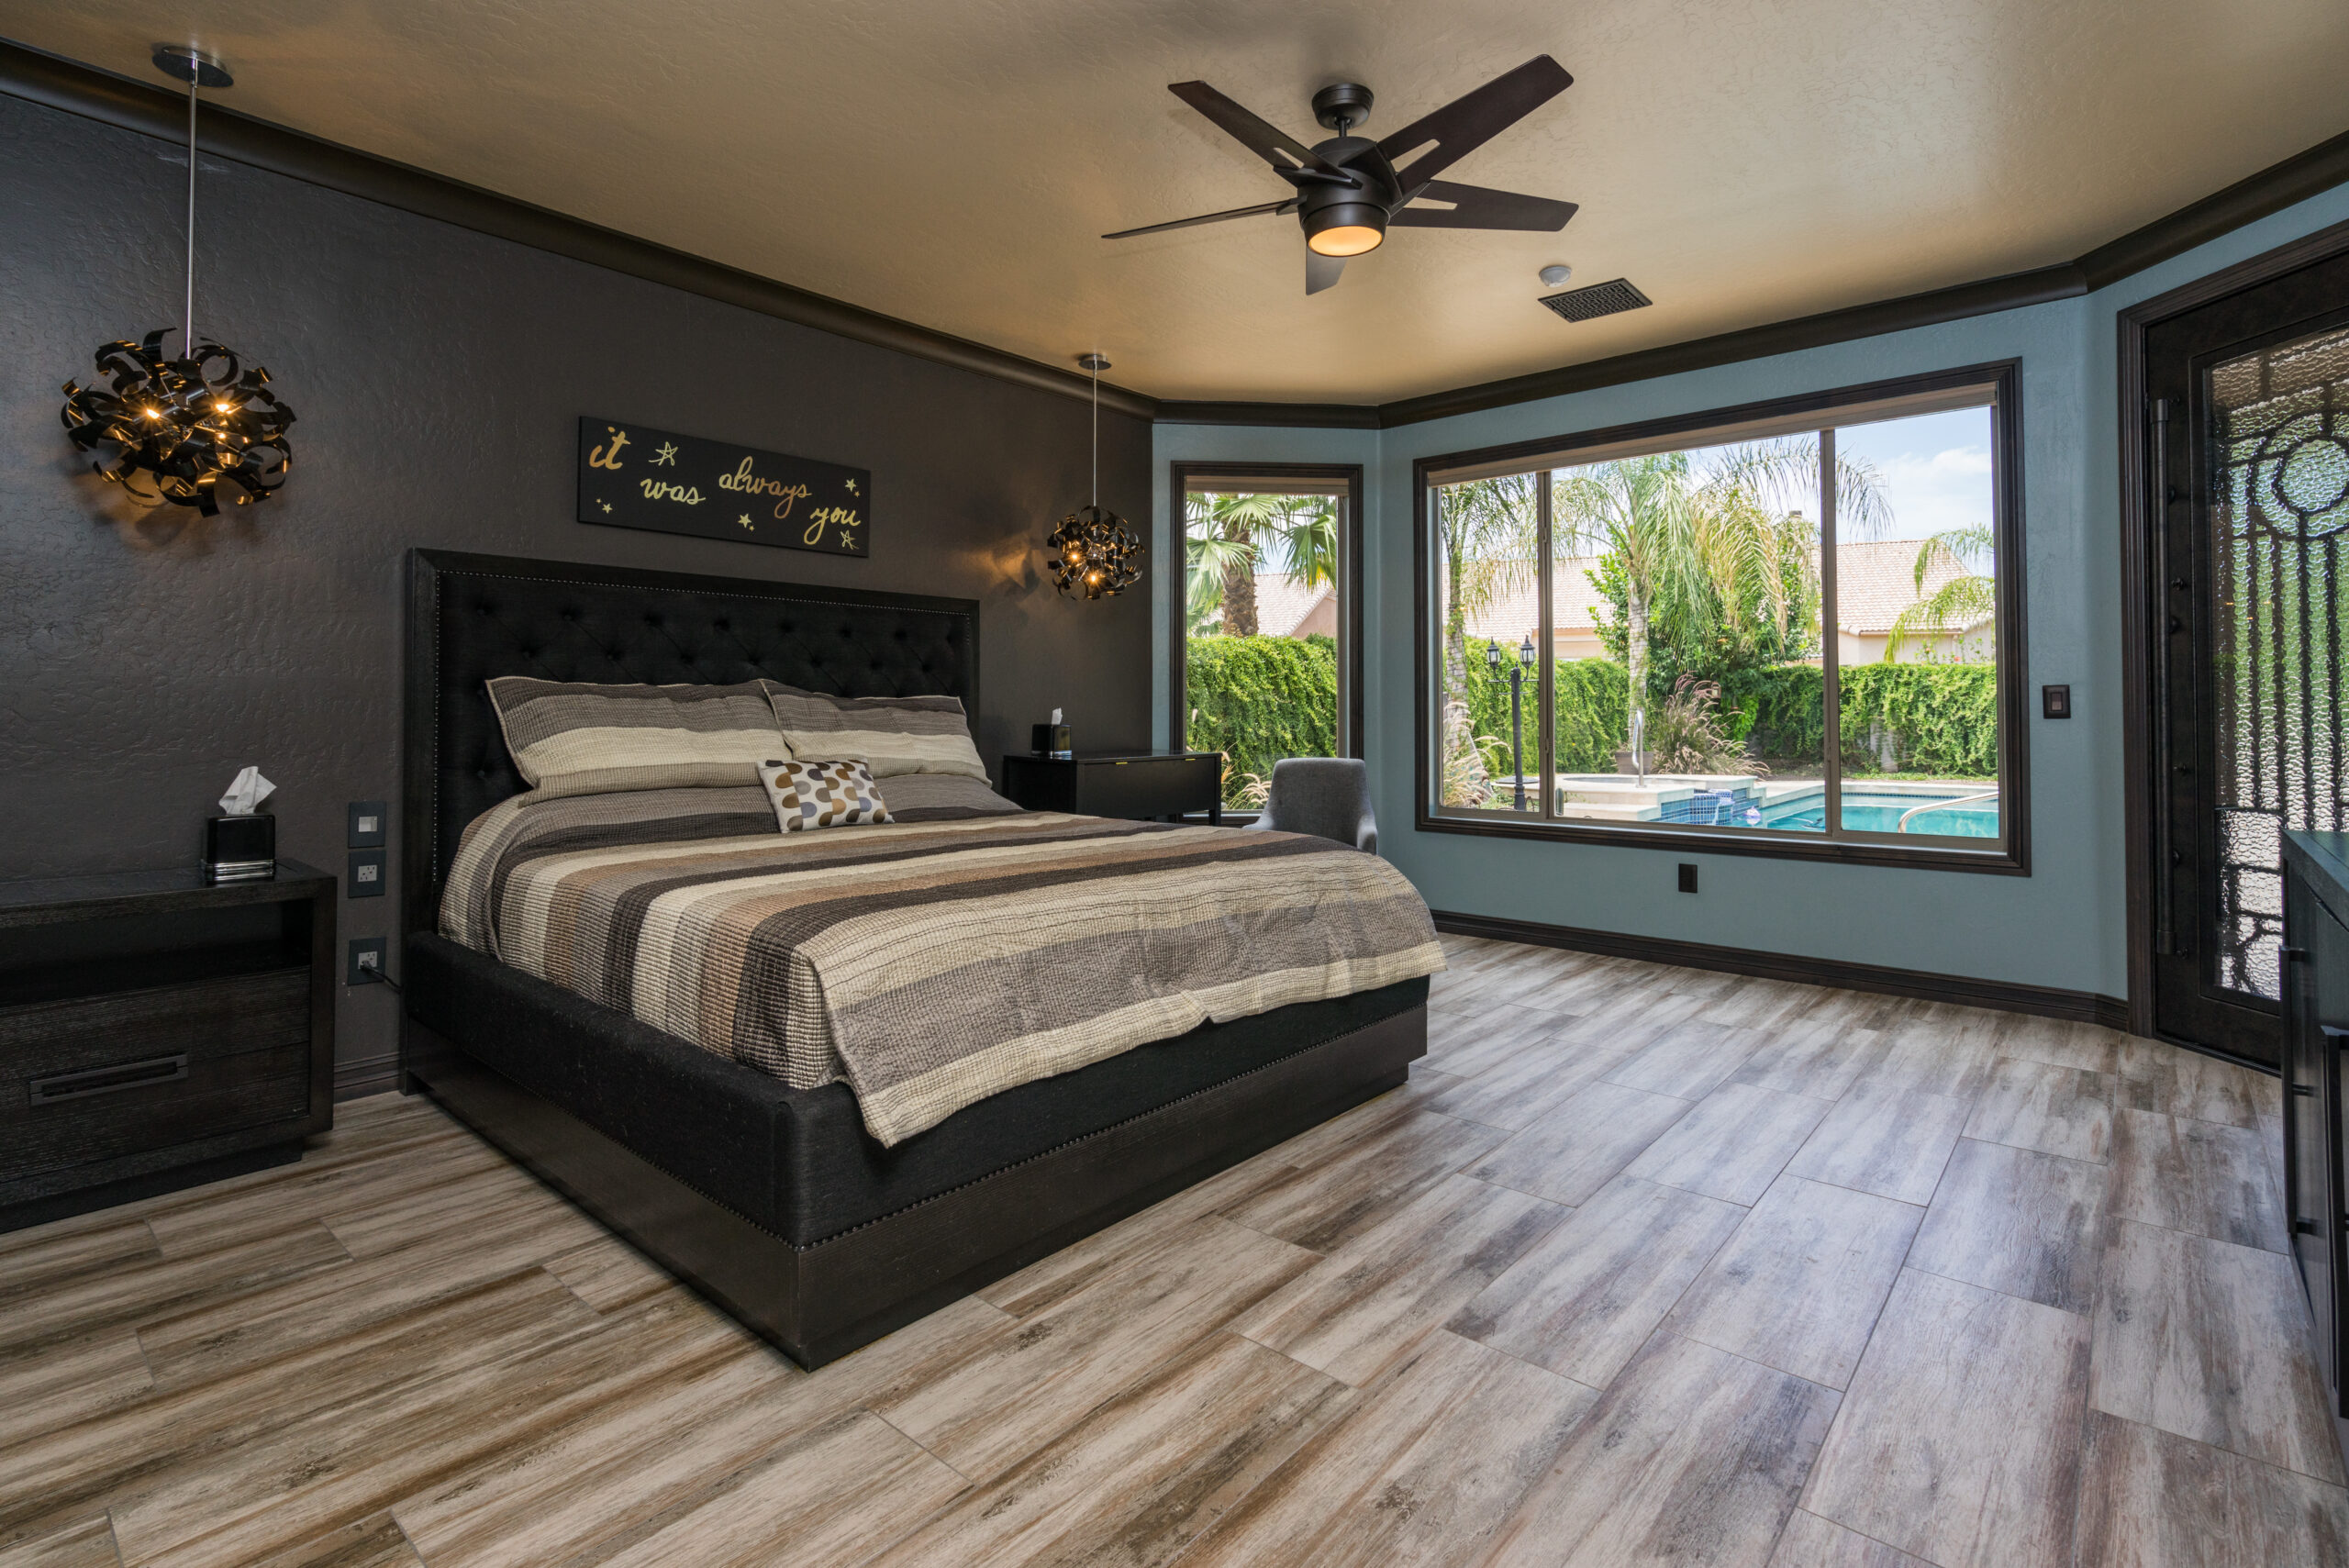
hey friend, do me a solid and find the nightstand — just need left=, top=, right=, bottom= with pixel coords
left=0, top=861, right=337, bottom=1232
left=1001, top=751, right=1225, bottom=824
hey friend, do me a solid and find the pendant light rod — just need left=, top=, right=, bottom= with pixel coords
left=150, top=45, right=232, bottom=358
left=1076, top=352, right=1110, bottom=509
left=184, top=72, right=196, bottom=353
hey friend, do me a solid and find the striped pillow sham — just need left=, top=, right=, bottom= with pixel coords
left=762, top=683, right=989, bottom=781
left=485, top=677, right=785, bottom=799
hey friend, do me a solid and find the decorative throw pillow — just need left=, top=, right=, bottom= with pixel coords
left=758, top=759, right=893, bottom=831
left=485, top=678, right=784, bottom=800
left=762, top=683, right=989, bottom=781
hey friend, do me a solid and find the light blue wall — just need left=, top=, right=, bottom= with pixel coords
left=1156, top=185, right=2349, bottom=999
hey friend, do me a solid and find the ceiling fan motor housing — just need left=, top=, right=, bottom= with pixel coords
left=1298, top=133, right=1400, bottom=255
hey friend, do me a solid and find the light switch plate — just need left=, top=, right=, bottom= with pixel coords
left=348, top=800, right=387, bottom=848
left=348, top=849, right=386, bottom=897
left=2042, top=684, right=2072, bottom=719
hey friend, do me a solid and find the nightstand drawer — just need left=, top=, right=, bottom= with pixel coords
left=1, top=1039, right=313, bottom=1184
left=0, top=969, right=310, bottom=1080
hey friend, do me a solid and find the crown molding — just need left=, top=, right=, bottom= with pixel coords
left=2075, top=125, right=2349, bottom=290
left=1152, top=400, right=1380, bottom=428
left=0, top=37, right=1157, bottom=422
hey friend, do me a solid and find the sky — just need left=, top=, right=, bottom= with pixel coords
left=1672, top=404, right=1996, bottom=558
left=1831, top=406, right=1996, bottom=544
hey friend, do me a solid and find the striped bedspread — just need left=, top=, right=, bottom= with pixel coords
left=441, top=784, right=1443, bottom=1145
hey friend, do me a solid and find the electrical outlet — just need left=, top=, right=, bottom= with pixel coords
left=348, top=850, right=386, bottom=897
left=348, top=800, right=387, bottom=847
left=1677, top=863, right=1698, bottom=894
left=347, top=937, right=386, bottom=986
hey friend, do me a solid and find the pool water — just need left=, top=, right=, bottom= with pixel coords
left=1759, top=791, right=1999, bottom=838
left=1649, top=788, right=1998, bottom=838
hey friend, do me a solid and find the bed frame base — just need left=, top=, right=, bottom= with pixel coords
left=403, top=1006, right=1424, bottom=1368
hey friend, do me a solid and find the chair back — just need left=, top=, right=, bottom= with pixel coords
left=1262, top=757, right=1376, bottom=851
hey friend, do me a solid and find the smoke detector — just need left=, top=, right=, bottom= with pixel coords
left=1539, top=263, right=1573, bottom=288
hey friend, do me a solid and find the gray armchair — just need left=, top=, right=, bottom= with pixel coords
left=1243, top=757, right=1379, bottom=853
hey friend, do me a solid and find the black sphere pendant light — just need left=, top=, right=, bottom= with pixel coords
left=1046, top=354, right=1143, bottom=599
left=60, top=45, right=295, bottom=516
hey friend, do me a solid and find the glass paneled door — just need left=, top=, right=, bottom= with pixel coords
left=2146, top=250, right=2349, bottom=1067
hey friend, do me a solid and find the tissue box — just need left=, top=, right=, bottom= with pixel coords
left=204, top=815, right=276, bottom=884
left=1031, top=723, right=1073, bottom=759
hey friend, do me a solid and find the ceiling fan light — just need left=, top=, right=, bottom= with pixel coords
left=1303, top=200, right=1387, bottom=257
left=1308, top=225, right=1384, bottom=257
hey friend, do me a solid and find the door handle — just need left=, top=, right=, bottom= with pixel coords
left=2150, top=397, right=2182, bottom=956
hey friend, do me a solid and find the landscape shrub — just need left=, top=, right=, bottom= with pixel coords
left=1184, top=635, right=1338, bottom=800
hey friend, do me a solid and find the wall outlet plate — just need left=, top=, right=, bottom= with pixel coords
left=1677, top=863, right=1698, bottom=894
left=348, top=849, right=387, bottom=897
left=346, top=936, right=386, bottom=986
left=348, top=799, right=387, bottom=848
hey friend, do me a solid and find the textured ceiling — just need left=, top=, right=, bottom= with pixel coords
left=6, top=0, right=2347, bottom=404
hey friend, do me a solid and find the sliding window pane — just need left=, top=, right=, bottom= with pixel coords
left=1185, top=487, right=1344, bottom=808
left=1829, top=406, right=2002, bottom=841
left=1549, top=438, right=1826, bottom=833
left=1431, top=474, right=1541, bottom=815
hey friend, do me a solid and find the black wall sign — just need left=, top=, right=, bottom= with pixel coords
left=577, top=417, right=869, bottom=556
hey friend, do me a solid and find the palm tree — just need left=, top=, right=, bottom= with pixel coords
left=1431, top=473, right=1540, bottom=694
left=1553, top=438, right=1889, bottom=745
left=1887, top=526, right=1995, bottom=661
left=1184, top=493, right=1338, bottom=638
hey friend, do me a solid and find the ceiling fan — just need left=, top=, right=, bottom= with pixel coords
left=1106, top=56, right=1578, bottom=295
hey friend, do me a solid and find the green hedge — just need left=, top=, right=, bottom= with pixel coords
left=1185, top=635, right=1338, bottom=800
left=1457, top=655, right=1627, bottom=775
left=1187, top=635, right=1997, bottom=795
left=1735, top=664, right=1998, bottom=775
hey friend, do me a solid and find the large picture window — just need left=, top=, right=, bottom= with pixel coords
left=1171, top=462, right=1362, bottom=811
left=1415, top=363, right=2026, bottom=871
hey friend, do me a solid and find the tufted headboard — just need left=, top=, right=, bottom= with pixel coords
left=400, top=549, right=979, bottom=935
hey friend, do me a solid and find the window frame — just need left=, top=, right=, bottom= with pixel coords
left=1411, top=361, right=2031, bottom=875
left=1169, top=461, right=1366, bottom=765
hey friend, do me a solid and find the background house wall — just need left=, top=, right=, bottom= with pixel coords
left=0, top=91, right=1152, bottom=1093
left=1159, top=183, right=2349, bottom=1002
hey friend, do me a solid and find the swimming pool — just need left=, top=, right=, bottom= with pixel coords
left=1645, top=786, right=1999, bottom=838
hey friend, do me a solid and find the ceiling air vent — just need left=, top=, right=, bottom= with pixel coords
left=1539, top=277, right=1653, bottom=323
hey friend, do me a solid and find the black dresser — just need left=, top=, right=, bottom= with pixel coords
left=1001, top=751, right=1225, bottom=824
left=2283, top=828, right=2349, bottom=1466
left=0, top=862, right=336, bottom=1231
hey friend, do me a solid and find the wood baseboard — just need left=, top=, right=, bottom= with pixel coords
left=1432, top=909, right=2132, bottom=1030
left=335, top=1054, right=403, bottom=1102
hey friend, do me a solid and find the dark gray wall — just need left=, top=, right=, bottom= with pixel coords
left=0, top=92, right=1152, bottom=1090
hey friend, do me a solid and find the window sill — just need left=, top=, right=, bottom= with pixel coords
left=1414, top=810, right=2029, bottom=875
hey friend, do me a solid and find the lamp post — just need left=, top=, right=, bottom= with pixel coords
left=1486, top=635, right=1536, bottom=811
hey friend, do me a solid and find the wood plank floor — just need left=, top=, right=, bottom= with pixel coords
left=3, top=934, right=2342, bottom=1567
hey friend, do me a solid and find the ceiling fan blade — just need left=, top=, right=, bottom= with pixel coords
left=1390, top=181, right=1577, bottom=232
left=1377, top=56, right=1574, bottom=190
left=1103, top=198, right=1297, bottom=239
left=1169, top=81, right=1346, bottom=180
left=1306, top=250, right=1346, bottom=295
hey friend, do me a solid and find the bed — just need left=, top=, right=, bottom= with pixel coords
left=398, top=549, right=1433, bottom=1367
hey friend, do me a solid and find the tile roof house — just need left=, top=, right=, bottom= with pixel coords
left=1243, top=572, right=1339, bottom=639
left=1453, top=539, right=1989, bottom=666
